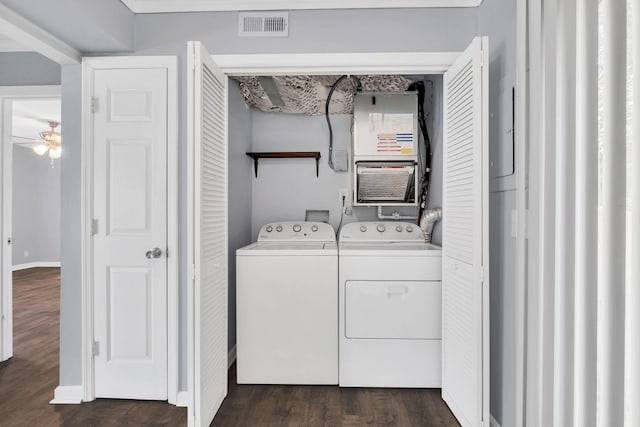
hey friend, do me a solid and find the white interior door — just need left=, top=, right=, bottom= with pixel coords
left=442, top=36, right=490, bottom=427
left=92, top=66, right=168, bottom=400
left=187, top=41, right=228, bottom=427
left=0, top=99, right=13, bottom=363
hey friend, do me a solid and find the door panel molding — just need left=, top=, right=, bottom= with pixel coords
left=81, top=56, right=178, bottom=404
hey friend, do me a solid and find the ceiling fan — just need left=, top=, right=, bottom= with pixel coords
left=13, top=120, right=62, bottom=168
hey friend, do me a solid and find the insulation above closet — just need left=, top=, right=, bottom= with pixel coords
left=232, top=75, right=412, bottom=115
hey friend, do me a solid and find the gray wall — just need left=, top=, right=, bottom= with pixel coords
left=0, top=52, right=61, bottom=86
left=135, top=9, right=478, bottom=55
left=489, top=190, right=517, bottom=427
left=11, top=146, right=60, bottom=266
left=59, top=63, right=83, bottom=386
left=226, top=80, right=253, bottom=354
left=250, top=112, right=352, bottom=235
left=42, top=6, right=516, bottom=420
left=477, top=0, right=518, bottom=425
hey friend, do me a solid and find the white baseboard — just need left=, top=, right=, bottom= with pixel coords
left=175, top=391, right=189, bottom=407
left=12, top=261, right=61, bottom=271
left=49, top=385, right=83, bottom=404
left=228, top=344, right=237, bottom=369
left=490, top=415, right=501, bottom=427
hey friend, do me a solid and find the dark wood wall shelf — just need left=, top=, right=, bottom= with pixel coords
left=246, top=151, right=322, bottom=177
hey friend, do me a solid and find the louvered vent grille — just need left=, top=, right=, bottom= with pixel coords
left=444, top=61, right=475, bottom=265
left=239, top=12, right=289, bottom=37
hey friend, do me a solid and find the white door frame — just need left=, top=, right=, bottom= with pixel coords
left=0, top=85, right=62, bottom=362
left=209, top=52, right=459, bottom=76
left=514, top=0, right=528, bottom=425
left=81, top=56, right=179, bottom=404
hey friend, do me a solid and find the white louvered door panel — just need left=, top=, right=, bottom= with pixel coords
left=188, top=41, right=228, bottom=427
left=442, top=37, right=489, bottom=427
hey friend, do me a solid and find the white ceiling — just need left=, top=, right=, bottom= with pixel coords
left=120, top=0, right=482, bottom=13
left=12, top=99, right=62, bottom=144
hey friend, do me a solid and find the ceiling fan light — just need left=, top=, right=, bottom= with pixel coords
left=40, top=131, right=61, bottom=144
left=32, top=144, right=49, bottom=156
left=49, top=146, right=62, bottom=159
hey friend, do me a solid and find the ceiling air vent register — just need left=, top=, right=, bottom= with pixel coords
left=239, top=12, right=289, bottom=37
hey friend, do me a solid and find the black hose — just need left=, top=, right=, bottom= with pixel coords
left=407, top=81, right=432, bottom=217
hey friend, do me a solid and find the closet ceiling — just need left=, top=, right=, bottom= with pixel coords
left=232, top=74, right=413, bottom=115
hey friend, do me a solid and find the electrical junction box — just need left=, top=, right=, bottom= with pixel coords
left=332, top=149, right=349, bottom=172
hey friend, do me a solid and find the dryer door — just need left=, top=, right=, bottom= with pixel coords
left=345, top=280, right=441, bottom=339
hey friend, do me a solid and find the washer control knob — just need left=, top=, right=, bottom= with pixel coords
left=377, top=224, right=386, bottom=233
left=293, top=224, right=302, bottom=232
left=266, top=225, right=273, bottom=232
left=311, top=225, right=318, bottom=232
left=406, top=225, right=414, bottom=232
left=276, top=225, right=283, bottom=232
left=360, top=225, right=367, bottom=232
left=396, top=225, right=403, bottom=232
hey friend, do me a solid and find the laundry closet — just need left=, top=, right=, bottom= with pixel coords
left=201, top=36, right=489, bottom=427
left=188, top=38, right=489, bottom=427
left=231, top=73, right=443, bottom=388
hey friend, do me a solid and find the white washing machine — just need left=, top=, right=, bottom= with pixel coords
left=338, top=221, right=442, bottom=388
left=236, top=221, right=338, bottom=384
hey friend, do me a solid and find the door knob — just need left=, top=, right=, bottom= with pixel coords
left=146, top=247, right=162, bottom=259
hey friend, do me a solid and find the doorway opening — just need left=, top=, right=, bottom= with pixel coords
left=1, top=86, right=62, bottom=364
left=186, top=42, right=489, bottom=427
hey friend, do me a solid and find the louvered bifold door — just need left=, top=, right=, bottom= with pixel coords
left=188, top=41, right=228, bottom=427
left=441, top=37, right=489, bottom=427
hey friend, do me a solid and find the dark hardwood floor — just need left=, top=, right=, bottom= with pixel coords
left=215, top=365, right=460, bottom=427
left=0, top=267, right=187, bottom=427
left=1, top=267, right=459, bottom=426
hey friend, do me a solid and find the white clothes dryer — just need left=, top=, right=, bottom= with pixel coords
left=236, top=221, right=338, bottom=384
left=338, top=221, right=442, bottom=388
